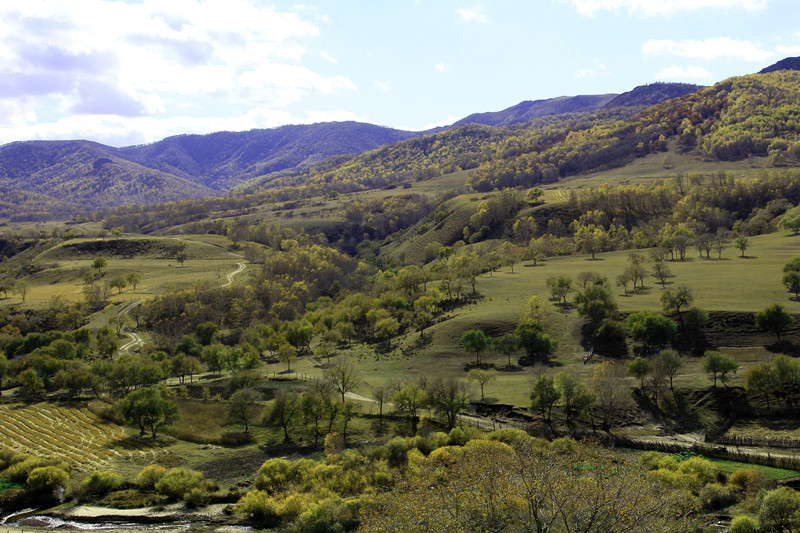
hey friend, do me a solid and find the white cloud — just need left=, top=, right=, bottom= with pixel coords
left=435, top=61, right=451, bottom=72
left=457, top=6, right=488, bottom=23
left=320, top=51, right=338, bottom=64
left=573, top=63, right=610, bottom=78
left=776, top=45, right=800, bottom=56
left=374, top=81, right=392, bottom=92
left=570, top=0, right=767, bottom=16
left=0, top=0, right=357, bottom=144
left=656, top=65, right=713, bottom=80
left=643, top=37, right=774, bottom=62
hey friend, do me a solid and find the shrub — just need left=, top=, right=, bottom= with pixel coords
left=5, top=456, right=52, bottom=482
left=255, top=458, right=293, bottom=493
left=136, top=464, right=167, bottom=489
left=729, top=468, right=768, bottom=495
left=487, top=427, right=530, bottom=446
left=699, top=482, right=735, bottom=510
left=447, top=427, right=468, bottom=446
left=729, top=515, right=759, bottom=533
left=184, top=486, right=211, bottom=508
left=81, top=471, right=122, bottom=496
left=384, top=437, right=408, bottom=468
left=235, top=490, right=280, bottom=527
left=677, top=456, right=720, bottom=485
left=27, top=466, right=70, bottom=493
left=154, top=468, right=205, bottom=500
left=0, top=448, right=16, bottom=471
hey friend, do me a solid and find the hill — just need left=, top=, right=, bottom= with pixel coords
left=760, top=56, right=800, bottom=73
left=453, top=94, right=617, bottom=127
left=118, top=121, right=418, bottom=190
left=601, top=82, right=703, bottom=108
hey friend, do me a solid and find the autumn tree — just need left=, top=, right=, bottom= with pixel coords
left=592, top=361, right=628, bottom=430
left=429, top=377, right=469, bottom=429
left=531, top=375, right=560, bottom=423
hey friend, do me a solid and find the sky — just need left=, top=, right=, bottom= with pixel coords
left=0, top=0, right=797, bottom=147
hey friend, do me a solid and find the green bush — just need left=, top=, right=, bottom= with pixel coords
left=81, top=470, right=122, bottom=496
left=154, top=468, right=205, bottom=500
left=235, top=490, right=280, bottom=527
left=255, top=458, right=292, bottom=493
left=729, top=515, right=759, bottom=533
left=136, top=464, right=167, bottom=489
left=699, top=482, right=735, bottom=510
left=27, top=466, right=70, bottom=493
left=5, top=456, right=52, bottom=482
left=184, top=486, right=211, bottom=508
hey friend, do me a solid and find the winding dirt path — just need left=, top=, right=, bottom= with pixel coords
left=222, top=262, right=246, bottom=288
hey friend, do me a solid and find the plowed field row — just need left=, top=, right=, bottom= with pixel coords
left=0, top=403, right=145, bottom=471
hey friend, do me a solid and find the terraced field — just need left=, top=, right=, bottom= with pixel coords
left=0, top=402, right=153, bottom=471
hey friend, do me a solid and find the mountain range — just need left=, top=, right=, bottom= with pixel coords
left=0, top=58, right=798, bottom=219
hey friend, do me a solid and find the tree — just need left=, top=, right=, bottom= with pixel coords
left=784, top=270, right=800, bottom=299
left=531, top=375, right=560, bottom=422
left=278, top=343, right=297, bottom=373
left=460, top=329, right=492, bottom=365
left=779, top=207, right=800, bottom=235
left=660, top=285, right=693, bottom=327
left=592, top=361, right=628, bottom=430
left=467, top=368, right=496, bottom=400
left=546, top=275, right=573, bottom=305
left=702, top=350, right=738, bottom=387
left=195, top=322, right=219, bottom=346
left=515, top=322, right=558, bottom=362
left=495, top=333, right=520, bottom=367
left=554, top=372, right=594, bottom=427
left=626, top=357, right=652, bottom=390
left=652, top=261, right=671, bottom=288
left=227, top=388, right=261, bottom=432
left=429, top=378, right=469, bottom=429
left=324, top=358, right=361, bottom=402
left=125, top=271, right=142, bottom=290
left=265, top=390, right=299, bottom=443
left=393, top=382, right=427, bottom=432
left=756, top=303, right=794, bottom=346
left=758, top=486, right=800, bottom=533
left=575, top=277, right=618, bottom=324
left=735, top=236, right=750, bottom=258
left=14, top=280, right=28, bottom=303
left=627, top=310, right=677, bottom=354
left=18, top=368, right=45, bottom=396
left=109, top=276, right=127, bottom=294
left=93, top=256, right=108, bottom=272
left=657, top=349, right=685, bottom=392
left=372, top=385, right=389, bottom=422
left=116, top=387, right=179, bottom=438
left=109, top=314, right=130, bottom=335
left=96, top=325, right=118, bottom=359
left=0, top=279, right=12, bottom=299
left=340, top=401, right=361, bottom=442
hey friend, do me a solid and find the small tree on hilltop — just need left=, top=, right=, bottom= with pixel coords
left=116, top=387, right=179, bottom=438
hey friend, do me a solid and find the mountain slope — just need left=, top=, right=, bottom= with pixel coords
left=760, top=56, right=800, bottom=73
left=602, top=82, right=703, bottom=108
left=453, top=94, right=617, bottom=127
left=0, top=141, right=215, bottom=209
left=118, top=121, right=418, bottom=190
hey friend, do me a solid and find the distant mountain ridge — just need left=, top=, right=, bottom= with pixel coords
left=0, top=62, right=793, bottom=218
left=760, top=56, right=800, bottom=73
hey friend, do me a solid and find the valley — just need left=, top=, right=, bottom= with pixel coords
left=2, top=64, right=800, bottom=532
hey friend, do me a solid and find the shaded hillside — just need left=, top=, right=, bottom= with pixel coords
left=760, top=56, right=800, bottom=73
left=453, top=94, right=616, bottom=127
left=602, top=82, right=702, bottom=108
left=119, top=121, right=418, bottom=190
left=0, top=141, right=214, bottom=211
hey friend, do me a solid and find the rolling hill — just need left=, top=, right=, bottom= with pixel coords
left=0, top=59, right=798, bottom=219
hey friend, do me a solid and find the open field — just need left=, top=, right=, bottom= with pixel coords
left=0, top=235, right=249, bottom=308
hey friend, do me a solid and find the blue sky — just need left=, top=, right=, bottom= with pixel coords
left=0, top=0, right=797, bottom=146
